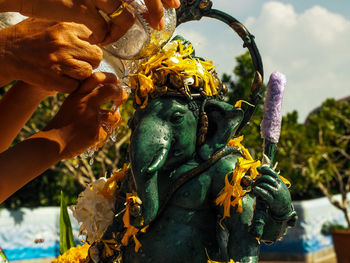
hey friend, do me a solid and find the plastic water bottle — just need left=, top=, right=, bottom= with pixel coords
left=104, top=0, right=176, bottom=60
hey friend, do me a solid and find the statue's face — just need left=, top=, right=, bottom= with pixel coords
left=128, top=95, right=243, bottom=226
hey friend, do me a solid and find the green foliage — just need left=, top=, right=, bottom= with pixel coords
left=222, top=52, right=350, bottom=205
left=1, top=169, right=82, bottom=209
left=59, top=191, right=75, bottom=254
left=322, top=221, right=349, bottom=235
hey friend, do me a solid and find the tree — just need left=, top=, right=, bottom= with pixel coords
left=303, top=99, right=350, bottom=227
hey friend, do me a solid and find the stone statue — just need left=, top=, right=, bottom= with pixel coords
left=82, top=36, right=297, bottom=263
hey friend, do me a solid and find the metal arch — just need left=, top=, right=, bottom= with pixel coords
left=176, top=1, right=264, bottom=134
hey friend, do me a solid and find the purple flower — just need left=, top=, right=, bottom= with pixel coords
left=261, top=72, right=286, bottom=143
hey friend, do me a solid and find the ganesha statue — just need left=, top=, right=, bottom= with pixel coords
left=70, top=35, right=297, bottom=263
left=70, top=2, right=297, bottom=262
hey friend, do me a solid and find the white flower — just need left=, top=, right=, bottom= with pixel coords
left=71, top=178, right=116, bottom=243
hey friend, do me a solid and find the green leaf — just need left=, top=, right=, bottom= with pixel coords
left=59, top=190, right=76, bottom=254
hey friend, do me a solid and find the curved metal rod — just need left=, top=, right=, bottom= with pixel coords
left=205, top=9, right=264, bottom=78
left=204, top=9, right=263, bottom=133
left=176, top=5, right=264, bottom=134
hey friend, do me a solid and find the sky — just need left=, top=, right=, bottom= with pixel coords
left=175, top=0, right=350, bottom=121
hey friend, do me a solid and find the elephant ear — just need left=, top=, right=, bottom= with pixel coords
left=198, top=100, right=244, bottom=160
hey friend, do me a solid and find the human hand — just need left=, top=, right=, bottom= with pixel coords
left=253, top=166, right=293, bottom=218
left=102, top=0, right=181, bottom=45
left=43, top=72, right=128, bottom=160
left=0, top=18, right=103, bottom=93
left=2, top=0, right=180, bottom=44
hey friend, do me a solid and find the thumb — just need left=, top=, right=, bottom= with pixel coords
left=77, top=72, right=119, bottom=95
left=87, top=83, right=127, bottom=107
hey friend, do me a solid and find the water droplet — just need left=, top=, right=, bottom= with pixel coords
left=110, top=128, right=118, bottom=142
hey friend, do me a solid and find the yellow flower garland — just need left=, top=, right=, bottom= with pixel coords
left=216, top=136, right=290, bottom=221
left=52, top=243, right=90, bottom=263
left=216, top=136, right=261, bottom=219
left=129, top=40, right=220, bottom=109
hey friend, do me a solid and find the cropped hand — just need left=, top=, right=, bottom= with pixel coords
left=103, top=0, right=181, bottom=44
left=253, top=166, right=293, bottom=218
left=43, top=72, right=128, bottom=159
left=1, top=0, right=180, bottom=44
left=0, top=18, right=103, bottom=93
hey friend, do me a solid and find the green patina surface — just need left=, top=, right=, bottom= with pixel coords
left=90, top=95, right=296, bottom=263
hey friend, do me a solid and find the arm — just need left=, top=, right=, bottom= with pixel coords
left=211, top=156, right=260, bottom=262
left=211, top=157, right=296, bottom=261
left=0, top=72, right=128, bottom=203
left=253, top=166, right=297, bottom=243
left=0, top=130, right=62, bottom=203
left=0, top=81, right=53, bottom=153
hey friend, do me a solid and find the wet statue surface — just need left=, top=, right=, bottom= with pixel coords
left=81, top=36, right=297, bottom=263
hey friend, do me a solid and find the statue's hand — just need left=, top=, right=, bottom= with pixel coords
left=253, top=166, right=293, bottom=219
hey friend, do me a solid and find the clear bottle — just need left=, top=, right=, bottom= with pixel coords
left=104, top=0, right=176, bottom=60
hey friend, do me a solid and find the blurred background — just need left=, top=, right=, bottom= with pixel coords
left=1, top=1, right=349, bottom=262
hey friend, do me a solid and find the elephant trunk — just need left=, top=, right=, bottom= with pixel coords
left=129, top=120, right=171, bottom=226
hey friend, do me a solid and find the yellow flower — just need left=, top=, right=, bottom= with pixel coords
left=52, top=243, right=90, bottom=263
left=99, top=164, right=128, bottom=199
left=129, top=40, right=220, bottom=108
left=207, top=260, right=235, bottom=263
left=121, top=193, right=145, bottom=252
left=217, top=137, right=291, bottom=220
left=234, top=100, right=254, bottom=108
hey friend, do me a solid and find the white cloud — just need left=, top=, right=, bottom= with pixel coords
left=172, top=1, right=350, bottom=121
left=245, top=1, right=350, bottom=120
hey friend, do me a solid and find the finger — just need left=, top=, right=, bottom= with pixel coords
left=101, top=9, right=135, bottom=45
left=30, top=66, right=79, bottom=94
left=88, top=83, right=124, bottom=107
left=99, top=109, right=122, bottom=131
left=257, top=166, right=279, bottom=178
left=84, top=16, right=108, bottom=44
left=93, top=0, right=121, bottom=15
left=144, top=0, right=164, bottom=30
left=161, top=0, right=180, bottom=8
left=72, top=41, right=103, bottom=69
left=78, top=72, right=119, bottom=94
left=77, top=2, right=109, bottom=44
left=254, top=176, right=278, bottom=188
left=254, top=183, right=277, bottom=195
left=68, top=20, right=107, bottom=45
left=59, top=59, right=93, bottom=80
left=253, top=186, right=274, bottom=204
left=114, top=87, right=129, bottom=106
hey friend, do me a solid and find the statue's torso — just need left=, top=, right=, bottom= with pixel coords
left=123, top=154, right=259, bottom=263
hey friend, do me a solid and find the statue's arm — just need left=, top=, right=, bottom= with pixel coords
left=210, top=156, right=260, bottom=262
left=252, top=166, right=297, bottom=243
left=210, top=156, right=297, bottom=260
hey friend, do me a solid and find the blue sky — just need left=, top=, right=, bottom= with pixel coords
left=175, top=1, right=350, bottom=121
